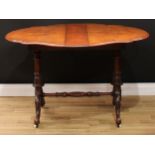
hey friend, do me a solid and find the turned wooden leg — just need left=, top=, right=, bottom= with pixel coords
left=33, top=50, right=45, bottom=128
left=40, top=88, right=45, bottom=107
left=112, top=51, right=122, bottom=128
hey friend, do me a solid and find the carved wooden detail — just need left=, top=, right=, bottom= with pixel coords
left=44, top=92, right=112, bottom=97
left=5, top=24, right=149, bottom=128
left=33, top=50, right=45, bottom=128
left=112, top=51, right=122, bottom=127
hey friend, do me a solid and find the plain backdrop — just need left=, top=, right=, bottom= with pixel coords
left=0, top=19, right=153, bottom=83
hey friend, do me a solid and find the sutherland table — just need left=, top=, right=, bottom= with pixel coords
left=5, top=24, right=149, bottom=128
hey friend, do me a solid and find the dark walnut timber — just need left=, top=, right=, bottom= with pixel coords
left=112, top=51, right=122, bottom=127
left=5, top=23, right=149, bottom=128
left=32, top=49, right=45, bottom=127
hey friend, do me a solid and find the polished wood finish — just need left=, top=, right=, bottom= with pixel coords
left=44, top=92, right=112, bottom=97
left=31, top=45, right=123, bottom=128
left=112, top=51, right=122, bottom=127
left=5, top=24, right=149, bottom=48
left=33, top=50, right=45, bottom=127
left=5, top=23, right=149, bottom=128
left=0, top=96, right=155, bottom=134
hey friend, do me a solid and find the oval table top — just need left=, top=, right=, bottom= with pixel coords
left=5, top=24, right=149, bottom=48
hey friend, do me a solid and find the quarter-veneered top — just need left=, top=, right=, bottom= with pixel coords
left=5, top=24, right=149, bottom=48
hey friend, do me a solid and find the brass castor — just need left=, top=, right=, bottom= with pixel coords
left=34, top=124, right=39, bottom=128
left=116, top=120, right=122, bottom=128
left=34, top=120, right=40, bottom=128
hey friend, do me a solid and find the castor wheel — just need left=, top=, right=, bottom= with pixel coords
left=34, top=124, right=39, bottom=128
left=34, top=120, right=40, bottom=128
left=116, top=123, right=121, bottom=128
left=116, top=120, right=122, bottom=128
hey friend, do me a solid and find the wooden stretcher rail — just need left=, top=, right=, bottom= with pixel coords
left=43, top=91, right=113, bottom=97
left=5, top=23, right=149, bottom=128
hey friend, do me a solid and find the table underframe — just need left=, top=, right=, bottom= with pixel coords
left=30, top=45, right=123, bottom=128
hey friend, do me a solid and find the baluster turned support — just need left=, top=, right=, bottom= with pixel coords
left=33, top=49, right=45, bottom=128
left=112, top=50, right=122, bottom=128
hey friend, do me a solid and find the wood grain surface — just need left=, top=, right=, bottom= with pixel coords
left=0, top=96, right=155, bottom=134
left=5, top=24, right=149, bottom=47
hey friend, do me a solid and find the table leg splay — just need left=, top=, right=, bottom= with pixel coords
left=32, top=47, right=122, bottom=128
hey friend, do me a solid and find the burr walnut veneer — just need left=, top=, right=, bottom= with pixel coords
left=5, top=24, right=149, bottom=128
